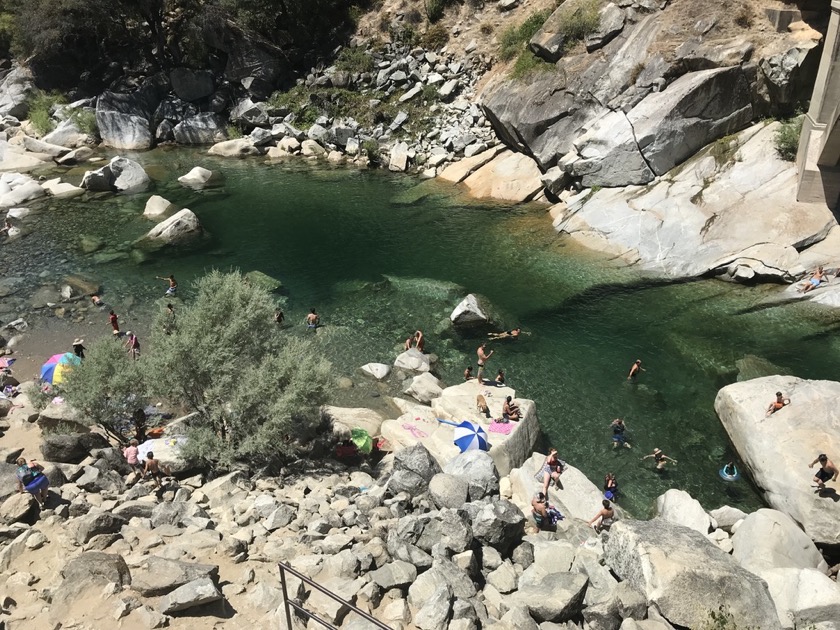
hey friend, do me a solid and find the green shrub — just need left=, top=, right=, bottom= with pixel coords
left=362, top=139, right=381, bottom=164
left=62, top=339, right=147, bottom=444
left=226, top=124, right=244, bottom=139
left=499, top=10, right=551, bottom=61
left=24, top=383, right=52, bottom=411
left=336, top=46, right=375, bottom=74
left=144, top=271, right=333, bottom=471
left=69, top=108, right=98, bottom=135
left=421, top=84, right=440, bottom=102
left=421, top=23, right=449, bottom=50
left=28, top=90, right=66, bottom=135
left=557, top=0, right=601, bottom=42
left=775, top=116, right=803, bottom=162
left=511, top=49, right=553, bottom=80
left=425, top=0, right=448, bottom=23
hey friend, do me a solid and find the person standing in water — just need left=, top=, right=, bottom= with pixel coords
left=627, top=359, right=645, bottom=381
left=642, top=447, right=677, bottom=471
left=305, top=309, right=320, bottom=330
left=274, top=309, right=284, bottom=325
left=611, top=418, right=631, bottom=449
left=157, top=274, right=178, bottom=297
left=108, top=310, right=120, bottom=336
left=125, top=331, right=140, bottom=360
left=476, top=343, right=494, bottom=383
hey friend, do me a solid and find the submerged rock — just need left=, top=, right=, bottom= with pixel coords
left=244, top=270, right=282, bottom=292
left=177, top=166, right=218, bottom=189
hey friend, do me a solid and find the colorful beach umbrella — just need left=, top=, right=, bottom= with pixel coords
left=453, top=420, right=489, bottom=453
left=40, top=352, right=81, bottom=385
left=351, top=428, right=373, bottom=455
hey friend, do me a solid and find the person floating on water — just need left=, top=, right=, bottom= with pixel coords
left=809, top=453, right=838, bottom=491
left=488, top=327, right=525, bottom=340
left=611, top=418, right=631, bottom=449
left=91, top=294, right=105, bottom=308
left=642, top=447, right=677, bottom=471
left=305, top=308, right=320, bottom=330
left=720, top=461, right=740, bottom=481
left=798, top=266, right=828, bottom=293
left=766, top=391, right=791, bottom=417
left=157, top=274, right=177, bottom=297
left=627, top=359, right=645, bottom=381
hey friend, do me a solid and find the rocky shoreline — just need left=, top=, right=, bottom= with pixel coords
left=2, top=361, right=839, bottom=628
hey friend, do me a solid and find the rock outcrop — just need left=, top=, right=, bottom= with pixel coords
left=605, top=519, right=783, bottom=629
left=142, top=209, right=204, bottom=246
left=553, top=122, right=835, bottom=280
left=96, top=88, right=161, bottom=151
left=715, top=376, right=840, bottom=545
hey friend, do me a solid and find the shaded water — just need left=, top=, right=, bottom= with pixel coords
left=8, top=150, right=840, bottom=515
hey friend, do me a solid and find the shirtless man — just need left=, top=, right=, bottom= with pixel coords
left=809, top=453, right=839, bottom=490
left=414, top=330, right=425, bottom=353
left=157, top=275, right=178, bottom=297
left=143, top=451, right=171, bottom=488
left=404, top=335, right=413, bottom=351
left=766, top=391, right=791, bottom=417
left=305, top=309, right=320, bottom=330
left=476, top=343, right=493, bottom=383
left=627, top=359, right=645, bottom=381
left=800, top=266, right=828, bottom=293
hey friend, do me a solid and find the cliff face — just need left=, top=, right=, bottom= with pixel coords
left=480, top=0, right=826, bottom=189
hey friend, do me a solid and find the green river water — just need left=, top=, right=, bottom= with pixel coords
left=8, top=149, right=840, bottom=516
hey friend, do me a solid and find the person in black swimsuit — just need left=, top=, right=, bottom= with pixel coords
left=810, top=453, right=838, bottom=490
left=642, top=447, right=677, bottom=471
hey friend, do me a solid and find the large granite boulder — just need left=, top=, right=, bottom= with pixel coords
left=604, top=519, right=782, bottom=629
left=731, top=509, right=828, bottom=574
left=450, top=294, right=489, bottom=326
left=428, top=473, right=469, bottom=509
left=654, top=489, right=712, bottom=535
left=207, top=138, right=260, bottom=157
left=715, top=376, right=840, bottom=545
left=404, top=372, right=444, bottom=404
left=80, top=156, right=150, bottom=193
left=131, top=557, right=219, bottom=597
left=142, top=209, right=204, bottom=245
left=387, top=443, right=442, bottom=497
left=0, top=66, right=35, bottom=119
left=393, top=348, right=431, bottom=373
left=565, top=66, right=753, bottom=187
left=460, top=150, right=543, bottom=203
left=169, top=68, right=215, bottom=102
left=41, top=433, right=109, bottom=464
left=760, top=568, right=840, bottom=630
left=443, top=450, right=500, bottom=500
left=96, top=88, right=161, bottom=150
left=471, top=499, right=525, bottom=555
left=173, top=113, right=226, bottom=145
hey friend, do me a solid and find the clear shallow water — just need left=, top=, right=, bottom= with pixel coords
left=10, top=150, right=840, bottom=516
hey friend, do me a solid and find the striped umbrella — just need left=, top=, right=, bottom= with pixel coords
left=453, top=420, right=489, bottom=453
left=40, top=352, right=81, bottom=385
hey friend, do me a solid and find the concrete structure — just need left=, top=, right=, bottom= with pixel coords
left=797, top=0, right=840, bottom=211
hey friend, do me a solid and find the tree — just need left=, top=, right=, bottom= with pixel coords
left=61, top=338, right=148, bottom=444
left=145, top=270, right=333, bottom=470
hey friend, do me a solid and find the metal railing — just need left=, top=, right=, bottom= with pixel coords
left=277, top=562, right=392, bottom=630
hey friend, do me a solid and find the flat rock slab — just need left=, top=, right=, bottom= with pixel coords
left=715, top=376, right=840, bottom=545
left=159, top=577, right=223, bottom=614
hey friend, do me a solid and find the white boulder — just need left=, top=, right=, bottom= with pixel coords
left=143, top=195, right=176, bottom=219
left=360, top=363, right=391, bottom=381
left=394, top=349, right=431, bottom=373
left=143, top=209, right=203, bottom=245
left=177, top=166, right=217, bottom=189
left=715, top=376, right=840, bottom=545
left=654, top=489, right=712, bottom=534
left=404, top=372, right=444, bottom=404
left=450, top=294, right=489, bottom=326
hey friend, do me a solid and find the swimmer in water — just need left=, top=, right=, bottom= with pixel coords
left=642, top=447, right=677, bottom=471
left=627, top=359, right=645, bottom=381
left=488, top=327, right=525, bottom=340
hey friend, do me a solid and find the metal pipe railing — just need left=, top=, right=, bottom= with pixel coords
left=277, top=561, right=393, bottom=630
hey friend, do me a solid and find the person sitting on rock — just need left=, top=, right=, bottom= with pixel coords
left=799, top=266, right=828, bottom=293
left=531, top=491, right=563, bottom=530
left=414, top=330, right=425, bottom=353
left=535, top=448, right=564, bottom=495
left=809, top=453, right=838, bottom=491
left=588, top=499, right=616, bottom=532
left=502, top=396, right=520, bottom=422
left=15, top=457, right=49, bottom=507
left=604, top=472, right=618, bottom=500
left=765, top=391, right=791, bottom=416
left=495, top=369, right=506, bottom=386
left=464, top=366, right=474, bottom=381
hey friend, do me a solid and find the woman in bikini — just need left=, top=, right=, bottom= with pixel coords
left=502, top=396, right=520, bottom=422
left=536, top=448, right=564, bottom=496
left=588, top=499, right=616, bottom=532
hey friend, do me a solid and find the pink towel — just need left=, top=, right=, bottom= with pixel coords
left=489, top=421, right=514, bottom=435
left=402, top=423, right=428, bottom=438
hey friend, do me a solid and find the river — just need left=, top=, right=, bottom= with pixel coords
left=5, top=149, right=840, bottom=516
